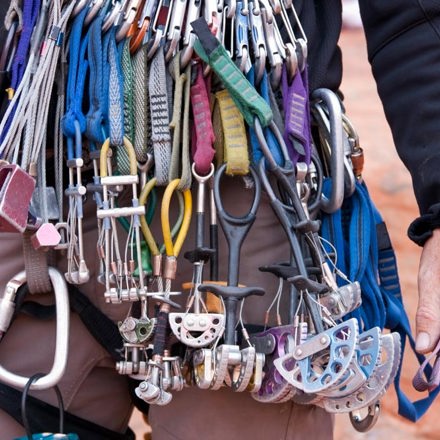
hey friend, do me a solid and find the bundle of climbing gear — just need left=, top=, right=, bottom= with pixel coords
left=0, top=0, right=439, bottom=436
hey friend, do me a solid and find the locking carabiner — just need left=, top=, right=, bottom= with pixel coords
left=0, top=268, right=69, bottom=390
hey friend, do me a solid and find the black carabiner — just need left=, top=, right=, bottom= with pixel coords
left=21, top=373, right=66, bottom=439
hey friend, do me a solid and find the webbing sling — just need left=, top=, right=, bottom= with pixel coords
left=149, top=46, right=172, bottom=186
left=0, top=0, right=41, bottom=143
left=62, top=6, right=88, bottom=138
left=247, top=68, right=283, bottom=166
left=132, top=44, right=150, bottom=163
left=281, top=65, right=312, bottom=166
left=192, top=19, right=282, bottom=168
left=116, top=37, right=134, bottom=176
left=10, top=0, right=40, bottom=91
left=190, top=63, right=215, bottom=176
left=85, top=13, right=107, bottom=148
left=191, top=17, right=272, bottom=128
left=121, top=38, right=135, bottom=144
left=108, top=27, right=130, bottom=175
left=169, top=53, right=192, bottom=189
left=321, top=180, right=440, bottom=421
left=212, top=88, right=249, bottom=175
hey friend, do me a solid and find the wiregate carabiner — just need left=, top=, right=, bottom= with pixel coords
left=128, top=0, right=153, bottom=52
left=261, top=6, right=282, bottom=90
left=102, top=0, right=124, bottom=32
left=84, top=0, right=105, bottom=26
left=203, top=0, right=219, bottom=31
left=180, top=0, right=202, bottom=68
left=73, top=0, right=90, bottom=17
left=116, top=0, right=143, bottom=41
left=234, top=2, right=248, bottom=72
left=147, top=0, right=173, bottom=59
left=249, top=1, right=267, bottom=84
left=221, top=5, right=235, bottom=59
left=165, top=0, right=187, bottom=61
left=0, top=268, right=69, bottom=390
left=342, top=112, right=363, bottom=193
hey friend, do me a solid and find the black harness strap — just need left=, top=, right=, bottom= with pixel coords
left=0, top=381, right=135, bottom=439
left=1, top=284, right=150, bottom=436
left=68, top=284, right=125, bottom=362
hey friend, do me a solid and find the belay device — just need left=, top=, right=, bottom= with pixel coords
left=0, top=0, right=438, bottom=437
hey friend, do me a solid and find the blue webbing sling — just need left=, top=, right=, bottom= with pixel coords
left=321, top=179, right=440, bottom=421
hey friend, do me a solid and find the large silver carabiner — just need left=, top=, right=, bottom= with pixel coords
left=0, top=267, right=69, bottom=390
left=311, top=88, right=345, bottom=214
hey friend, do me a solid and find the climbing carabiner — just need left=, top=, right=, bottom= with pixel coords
left=349, top=402, right=381, bottom=433
left=311, top=88, right=344, bottom=214
left=0, top=268, right=69, bottom=390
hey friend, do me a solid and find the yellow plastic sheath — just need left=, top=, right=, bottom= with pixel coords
left=161, top=179, right=192, bottom=257
left=174, top=188, right=192, bottom=256
left=139, top=177, right=160, bottom=256
left=99, top=138, right=111, bottom=177
left=99, top=136, right=138, bottom=177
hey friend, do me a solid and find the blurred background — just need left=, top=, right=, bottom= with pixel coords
left=335, top=3, right=440, bottom=438
left=131, top=3, right=440, bottom=439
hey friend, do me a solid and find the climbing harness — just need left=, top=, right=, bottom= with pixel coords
left=0, top=0, right=437, bottom=436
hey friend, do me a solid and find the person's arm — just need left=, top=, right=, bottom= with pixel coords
left=360, top=0, right=440, bottom=353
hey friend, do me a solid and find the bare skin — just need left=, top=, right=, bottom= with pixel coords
left=416, top=228, right=440, bottom=354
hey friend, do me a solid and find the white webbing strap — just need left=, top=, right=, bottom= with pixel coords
left=169, top=53, right=192, bottom=190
